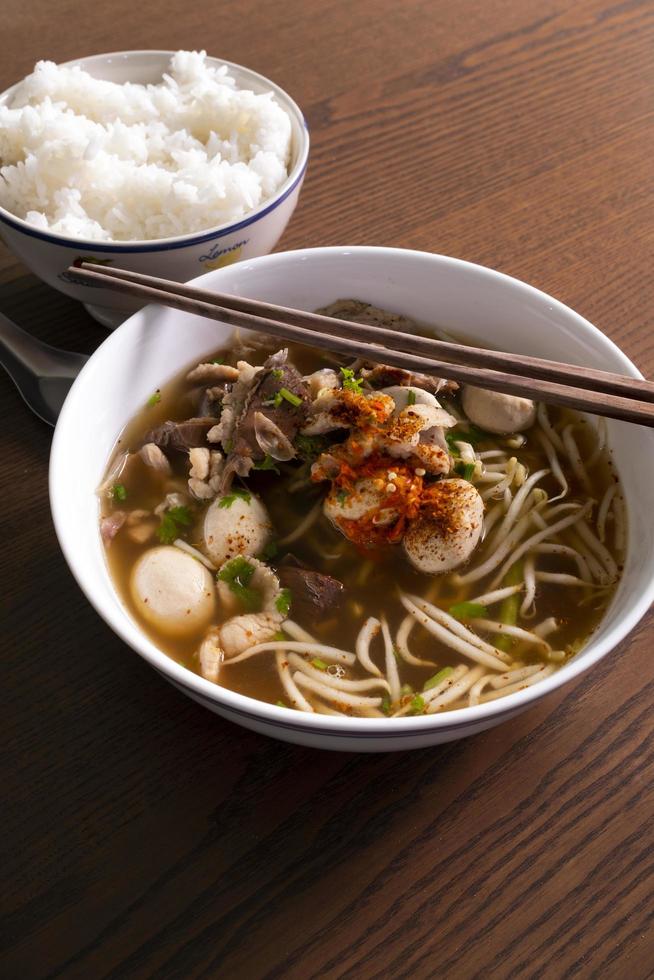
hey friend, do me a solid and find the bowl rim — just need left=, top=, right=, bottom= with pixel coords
left=49, top=245, right=654, bottom=736
left=0, top=49, right=310, bottom=252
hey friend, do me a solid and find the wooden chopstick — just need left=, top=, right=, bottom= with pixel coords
left=78, top=263, right=654, bottom=404
left=72, top=262, right=654, bottom=427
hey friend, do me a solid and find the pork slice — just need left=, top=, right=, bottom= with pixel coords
left=144, top=417, right=217, bottom=452
left=277, top=555, right=344, bottom=617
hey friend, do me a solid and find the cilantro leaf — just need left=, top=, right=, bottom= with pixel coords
left=258, top=540, right=279, bottom=561
left=111, top=483, right=127, bottom=502
left=217, top=556, right=261, bottom=612
left=340, top=366, right=364, bottom=394
left=253, top=454, right=281, bottom=475
left=218, top=488, right=252, bottom=508
left=407, top=389, right=417, bottom=406
left=146, top=390, right=161, bottom=407
left=275, top=588, right=292, bottom=616
left=296, top=434, right=329, bottom=461
left=157, top=505, right=192, bottom=544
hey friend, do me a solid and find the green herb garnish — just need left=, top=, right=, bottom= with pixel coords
left=400, top=683, right=413, bottom=698
left=495, top=561, right=523, bottom=651
left=263, top=391, right=283, bottom=408
left=271, top=368, right=284, bottom=380
left=408, top=694, right=426, bottom=715
left=445, top=432, right=461, bottom=457
left=407, top=389, right=417, bottom=406
left=451, top=423, right=490, bottom=445
left=311, top=658, right=328, bottom=671
left=253, top=454, right=281, bottom=475
left=340, top=367, right=364, bottom=394
left=273, top=631, right=287, bottom=642
left=454, top=461, right=475, bottom=481
left=336, top=489, right=350, bottom=507
left=217, top=556, right=261, bottom=612
left=111, top=483, right=127, bottom=502
left=212, top=357, right=225, bottom=364
left=258, top=540, right=279, bottom=561
left=449, top=601, right=487, bottom=620
left=423, top=666, right=454, bottom=691
left=275, top=700, right=287, bottom=708
left=224, top=439, right=234, bottom=453
left=381, top=694, right=392, bottom=716
left=279, top=387, right=302, bottom=407
left=296, top=434, right=329, bottom=461
left=157, top=505, right=192, bottom=544
left=146, top=390, right=161, bottom=407
left=218, top=488, right=252, bottom=509
left=275, top=588, right=292, bottom=616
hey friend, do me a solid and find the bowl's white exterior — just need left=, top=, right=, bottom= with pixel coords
left=0, top=51, right=309, bottom=327
left=50, top=247, right=654, bottom=751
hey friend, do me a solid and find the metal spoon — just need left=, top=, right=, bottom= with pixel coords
left=0, top=311, right=88, bottom=426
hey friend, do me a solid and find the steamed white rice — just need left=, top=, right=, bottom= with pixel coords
left=0, top=51, right=292, bottom=241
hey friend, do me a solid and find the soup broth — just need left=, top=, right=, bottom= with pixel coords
left=100, top=302, right=626, bottom=718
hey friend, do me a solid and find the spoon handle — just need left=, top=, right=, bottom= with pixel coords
left=0, top=312, right=81, bottom=377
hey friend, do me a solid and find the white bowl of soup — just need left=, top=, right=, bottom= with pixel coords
left=0, top=50, right=309, bottom=328
left=50, top=247, right=654, bottom=751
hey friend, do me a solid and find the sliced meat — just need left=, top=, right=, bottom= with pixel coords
left=197, top=385, right=227, bottom=418
left=361, top=364, right=457, bottom=395
left=277, top=555, right=345, bottom=617
left=186, top=362, right=240, bottom=383
left=100, top=511, right=125, bottom=544
left=139, top=442, right=171, bottom=474
left=144, top=417, right=217, bottom=452
left=231, top=350, right=309, bottom=463
left=317, top=299, right=458, bottom=394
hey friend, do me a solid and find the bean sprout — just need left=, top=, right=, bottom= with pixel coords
left=293, top=672, right=382, bottom=709
left=355, top=617, right=383, bottom=676
left=426, top=666, right=485, bottom=712
left=395, top=614, right=436, bottom=667
left=288, top=653, right=390, bottom=693
left=277, top=500, right=323, bottom=546
left=401, top=595, right=508, bottom=671
left=596, top=484, right=617, bottom=543
left=381, top=615, right=401, bottom=704
left=275, top=651, right=314, bottom=712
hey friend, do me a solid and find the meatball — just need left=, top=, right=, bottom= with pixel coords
left=203, top=492, right=272, bottom=566
left=462, top=386, right=535, bottom=435
left=130, top=546, right=216, bottom=636
left=403, top=478, right=484, bottom=573
left=323, top=477, right=399, bottom=529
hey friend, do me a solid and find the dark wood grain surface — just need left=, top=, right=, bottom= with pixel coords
left=2, top=1, right=654, bottom=976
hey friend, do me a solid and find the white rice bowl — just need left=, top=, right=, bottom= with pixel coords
left=0, top=50, right=292, bottom=242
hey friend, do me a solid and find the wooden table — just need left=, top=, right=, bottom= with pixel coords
left=3, top=1, right=654, bottom=976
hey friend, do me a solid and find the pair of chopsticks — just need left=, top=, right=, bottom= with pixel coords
left=71, top=262, right=654, bottom=427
